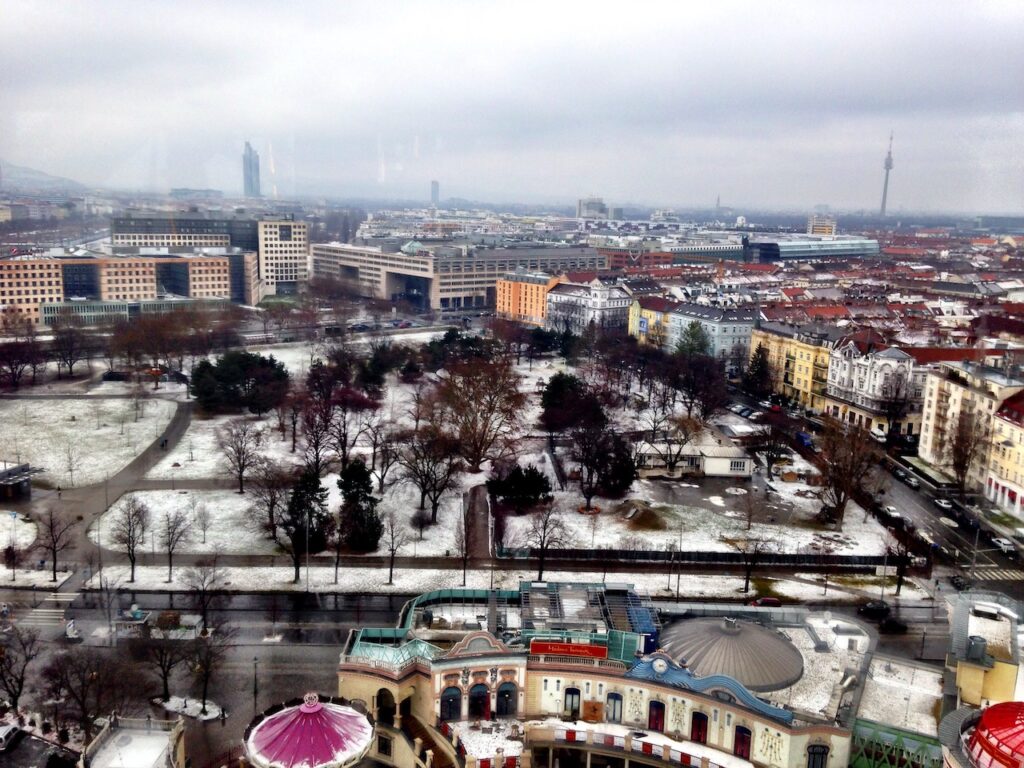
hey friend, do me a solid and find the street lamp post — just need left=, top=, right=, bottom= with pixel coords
left=253, top=657, right=259, bottom=714
left=305, top=510, right=311, bottom=592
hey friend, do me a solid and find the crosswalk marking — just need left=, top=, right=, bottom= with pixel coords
left=13, top=592, right=79, bottom=628
left=969, top=568, right=1024, bottom=581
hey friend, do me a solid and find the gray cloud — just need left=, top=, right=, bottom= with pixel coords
left=1, top=0, right=1022, bottom=212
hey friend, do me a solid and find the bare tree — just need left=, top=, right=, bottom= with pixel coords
left=329, top=387, right=378, bottom=471
left=945, top=410, right=989, bottom=501
left=109, top=496, right=150, bottom=583
left=130, top=636, right=189, bottom=702
left=38, top=507, right=77, bottom=583
left=63, top=439, right=81, bottom=488
left=42, top=647, right=144, bottom=740
left=433, top=359, right=526, bottom=472
left=755, top=420, right=790, bottom=480
left=0, top=626, right=40, bottom=712
left=731, top=536, right=778, bottom=593
left=301, top=396, right=334, bottom=476
left=189, top=622, right=235, bottom=715
left=248, top=459, right=291, bottom=543
left=95, top=573, right=123, bottom=647
left=878, top=371, right=912, bottom=444
left=817, top=419, right=881, bottom=527
left=218, top=419, right=264, bottom=493
left=367, top=416, right=401, bottom=493
left=382, top=510, right=409, bottom=586
left=183, top=558, right=226, bottom=631
left=398, top=426, right=464, bottom=523
left=525, top=505, right=570, bottom=581
left=453, top=495, right=472, bottom=586
left=160, top=508, right=191, bottom=582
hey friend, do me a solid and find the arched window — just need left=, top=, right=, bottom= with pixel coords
left=468, top=684, right=490, bottom=719
left=734, top=726, right=752, bottom=759
left=807, top=745, right=829, bottom=768
left=440, top=687, right=462, bottom=722
left=691, top=712, right=708, bottom=744
left=606, top=693, right=623, bottom=724
left=496, top=682, right=517, bottom=717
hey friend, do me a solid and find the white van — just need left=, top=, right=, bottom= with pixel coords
left=0, top=724, right=20, bottom=752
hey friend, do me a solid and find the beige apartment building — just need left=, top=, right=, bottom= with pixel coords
left=919, top=361, right=1024, bottom=491
left=111, top=232, right=231, bottom=250
left=0, top=254, right=238, bottom=324
left=258, top=220, right=309, bottom=295
left=311, top=241, right=605, bottom=312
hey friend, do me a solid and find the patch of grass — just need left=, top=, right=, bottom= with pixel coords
left=987, top=511, right=1020, bottom=528
left=629, top=508, right=667, bottom=531
left=749, top=577, right=784, bottom=599
left=833, top=574, right=899, bottom=589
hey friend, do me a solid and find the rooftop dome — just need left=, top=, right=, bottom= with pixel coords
left=246, top=693, right=374, bottom=768
left=659, top=617, right=803, bottom=692
left=969, top=702, right=1024, bottom=768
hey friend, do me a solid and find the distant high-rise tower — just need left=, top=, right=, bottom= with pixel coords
left=880, top=133, right=893, bottom=217
left=431, top=180, right=439, bottom=207
left=243, top=141, right=261, bottom=198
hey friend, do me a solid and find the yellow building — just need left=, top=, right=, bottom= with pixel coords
left=628, top=297, right=678, bottom=348
left=750, top=322, right=845, bottom=412
left=987, top=391, right=1024, bottom=518
left=948, top=595, right=1023, bottom=708
left=495, top=271, right=561, bottom=326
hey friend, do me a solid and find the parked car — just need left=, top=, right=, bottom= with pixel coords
left=739, top=408, right=753, bottom=418
left=0, top=725, right=20, bottom=752
left=857, top=600, right=891, bottom=619
left=934, top=498, right=953, bottom=511
left=878, top=616, right=909, bottom=634
left=758, top=400, right=772, bottom=409
left=903, top=475, right=921, bottom=490
left=101, top=371, right=130, bottom=382
left=991, top=537, right=1017, bottom=556
left=749, top=597, right=782, bottom=607
left=893, top=468, right=907, bottom=480
left=748, top=411, right=764, bottom=421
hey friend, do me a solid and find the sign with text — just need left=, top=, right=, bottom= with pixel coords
left=530, top=640, right=608, bottom=659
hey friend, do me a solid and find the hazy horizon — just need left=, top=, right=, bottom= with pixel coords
left=2, top=1, right=1022, bottom=215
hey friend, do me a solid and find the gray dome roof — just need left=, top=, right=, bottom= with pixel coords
left=659, top=617, right=803, bottom=692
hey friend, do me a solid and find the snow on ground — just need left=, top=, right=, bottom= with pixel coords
left=83, top=564, right=925, bottom=604
left=456, top=720, right=524, bottom=758
left=147, top=413, right=301, bottom=480
left=0, top=565, right=74, bottom=588
left=90, top=489, right=277, bottom=555
left=0, top=511, right=38, bottom=550
left=503, top=472, right=890, bottom=556
left=156, top=695, right=223, bottom=721
left=0, top=398, right=176, bottom=486
left=859, top=658, right=943, bottom=736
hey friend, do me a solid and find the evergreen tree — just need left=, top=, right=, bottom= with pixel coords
left=338, top=459, right=383, bottom=552
left=743, top=343, right=774, bottom=399
left=599, top=433, right=637, bottom=498
left=487, top=464, right=553, bottom=514
left=676, top=320, right=713, bottom=358
left=281, top=468, right=330, bottom=583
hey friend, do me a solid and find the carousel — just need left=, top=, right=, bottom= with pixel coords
left=245, top=693, right=374, bottom=768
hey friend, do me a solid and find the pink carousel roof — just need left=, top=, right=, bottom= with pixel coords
left=246, top=694, right=374, bottom=768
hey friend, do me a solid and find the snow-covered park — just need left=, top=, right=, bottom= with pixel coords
left=0, top=397, right=176, bottom=486
left=82, top=563, right=927, bottom=603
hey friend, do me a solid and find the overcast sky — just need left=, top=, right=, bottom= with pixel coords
left=2, top=1, right=1022, bottom=213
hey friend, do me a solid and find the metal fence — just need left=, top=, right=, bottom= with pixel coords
left=496, top=545, right=886, bottom=568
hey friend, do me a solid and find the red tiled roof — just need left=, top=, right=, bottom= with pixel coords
left=805, top=305, right=851, bottom=319
left=636, top=296, right=679, bottom=313
left=900, top=347, right=997, bottom=365
left=781, top=287, right=807, bottom=299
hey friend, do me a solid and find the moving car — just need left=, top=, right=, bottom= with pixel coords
left=903, top=475, right=921, bottom=489
left=748, top=597, right=782, bottom=607
left=878, top=616, right=908, bottom=634
left=991, top=537, right=1017, bottom=556
left=934, top=498, right=953, bottom=511
left=857, top=600, right=891, bottom=619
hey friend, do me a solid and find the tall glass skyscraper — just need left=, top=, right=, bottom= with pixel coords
left=243, top=141, right=261, bottom=198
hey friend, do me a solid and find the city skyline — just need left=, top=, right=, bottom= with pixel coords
left=1, top=1, right=1022, bottom=213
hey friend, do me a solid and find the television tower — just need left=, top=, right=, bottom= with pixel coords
left=880, top=132, right=894, bottom=217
